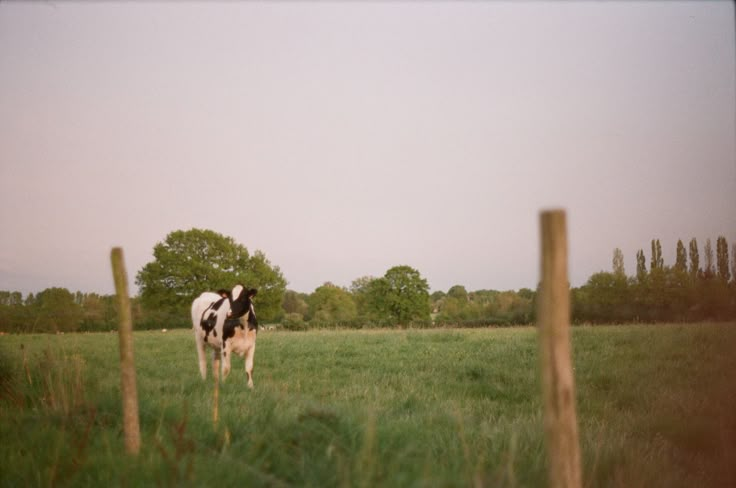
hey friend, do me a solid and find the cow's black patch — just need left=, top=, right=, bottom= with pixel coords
left=222, top=317, right=242, bottom=344
left=200, top=298, right=227, bottom=343
left=211, top=297, right=227, bottom=311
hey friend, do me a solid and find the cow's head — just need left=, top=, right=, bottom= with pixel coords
left=229, top=285, right=258, bottom=324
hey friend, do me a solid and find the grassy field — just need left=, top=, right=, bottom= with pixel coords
left=1, top=323, right=735, bottom=487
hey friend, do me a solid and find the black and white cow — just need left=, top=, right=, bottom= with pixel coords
left=191, top=285, right=258, bottom=388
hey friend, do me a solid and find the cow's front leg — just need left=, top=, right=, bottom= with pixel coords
left=194, top=331, right=207, bottom=380
left=212, top=349, right=221, bottom=382
left=221, top=340, right=233, bottom=380
left=245, top=344, right=255, bottom=389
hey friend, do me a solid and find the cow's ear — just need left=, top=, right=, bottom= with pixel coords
left=248, top=288, right=258, bottom=297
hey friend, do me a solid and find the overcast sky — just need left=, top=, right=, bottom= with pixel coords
left=1, top=1, right=734, bottom=296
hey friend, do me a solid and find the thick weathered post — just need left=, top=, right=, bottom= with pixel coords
left=538, top=210, right=582, bottom=488
left=111, top=247, right=141, bottom=455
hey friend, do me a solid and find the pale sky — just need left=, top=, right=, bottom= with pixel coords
left=1, top=1, right=734, bottom=296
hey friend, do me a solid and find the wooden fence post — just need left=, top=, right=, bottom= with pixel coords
left=111, top=247, right=141, bottom=455
left=213, top=366, right=220, bottom=426
left=538, top=210, right=582, bottom=488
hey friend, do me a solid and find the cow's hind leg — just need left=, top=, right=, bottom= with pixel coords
left=221, top=342, right=233, bottom=380
left=212, top=349, right=222, bottom=382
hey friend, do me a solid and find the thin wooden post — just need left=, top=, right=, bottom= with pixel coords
left=538, top=210, right=582, bottom=488
left=111, top=247, right=141, bottom=455
left=213, top=367, right=220, bottom=426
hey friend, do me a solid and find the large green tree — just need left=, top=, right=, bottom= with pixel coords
left=136, top=228, right=286, bottom=320
left=307, top=283, right=357, bottom=323
left=363, top=266, right=431, bottom=324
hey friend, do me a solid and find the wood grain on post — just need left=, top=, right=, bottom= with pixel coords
left=538, top=210, right=582, bottom=488
left=111, top=247, right=141, bottom=455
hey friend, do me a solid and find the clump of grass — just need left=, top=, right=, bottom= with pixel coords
left=0, top=346, right=98, bottom=486
left=153, top=408, right=196, bottom=486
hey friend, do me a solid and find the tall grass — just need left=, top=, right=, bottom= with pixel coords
left=1, top=324, right=735, bottom=487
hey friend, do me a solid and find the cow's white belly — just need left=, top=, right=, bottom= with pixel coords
left=230, top=328, right=256, bottom=356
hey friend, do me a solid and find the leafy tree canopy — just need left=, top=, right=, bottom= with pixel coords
left=363, top=265, right=431, bottom=324
left=33, top=287, right=83, bottom=332
left=136, top=228, right=286, bottom=320
left=308, top=282, right=357, bottom=323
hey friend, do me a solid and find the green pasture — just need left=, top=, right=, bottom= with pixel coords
left=1, top=324, right=735, bottom=487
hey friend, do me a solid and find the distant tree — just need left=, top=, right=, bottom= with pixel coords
left=689, top=238, right=700, bottom=278
left=307, top=283, right=357, bottom=323
left=636, top=249, right=647, bottom=282
left=350, top=276, right=378, bottom=318
left=612, top=248, right=625, bottom=277
left=0, top=291, right=31, bottom=333
left=716, top=236, right=730, bottom=282
left=574, top=272, right=631, bottom=323
left=136, top=228, right=286, bottom=321
left=518, top=288, right=535, bottom=300
left=675, top=240, right=687, bottom=273
left=282, top=290, right=309, bottom=317
left=0, top=291, right=23, bottom=306
left=703, top=238, right=715, bottom=278
left=650, top=239, right=663, bottom=271
left=437, top=285, right=473, bottom=322
left=430, top=290, right=446, bottom=302
left=447, top=285, right=469, bottom=301
left=79, top=293, right=117, bottom=331
left=33, top=288, right=83, bottom=332
left=363, top=266, right=431, bottom=324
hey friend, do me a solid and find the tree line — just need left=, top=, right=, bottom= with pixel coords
left=1, top=230, right=734, bottom=333
left=573, top=237, right=736, bottom=323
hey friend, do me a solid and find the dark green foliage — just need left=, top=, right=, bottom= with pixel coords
left=434, top=288, right=535, bottom=326
left=650, top=239, right=663, bottom=271
left=282, top=290, right=308, bottom=317
left=307, top=283, right=357, bottom=323
left=689, top=238, right=700, bottom=278
left=573, top=238, right=735, bottom=323
left=704, top=238, right=715, bottom=278
left=716, top=236, right=730, bottom=283
left=572, top=272, right=632, bottom=323
left=675, top=239, right=687, bottom=273
left=636, top=249, right=647, bottom=282
left=136, top=228, right=286, bottom=321
left=359, top=266, right=431, bottom=325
